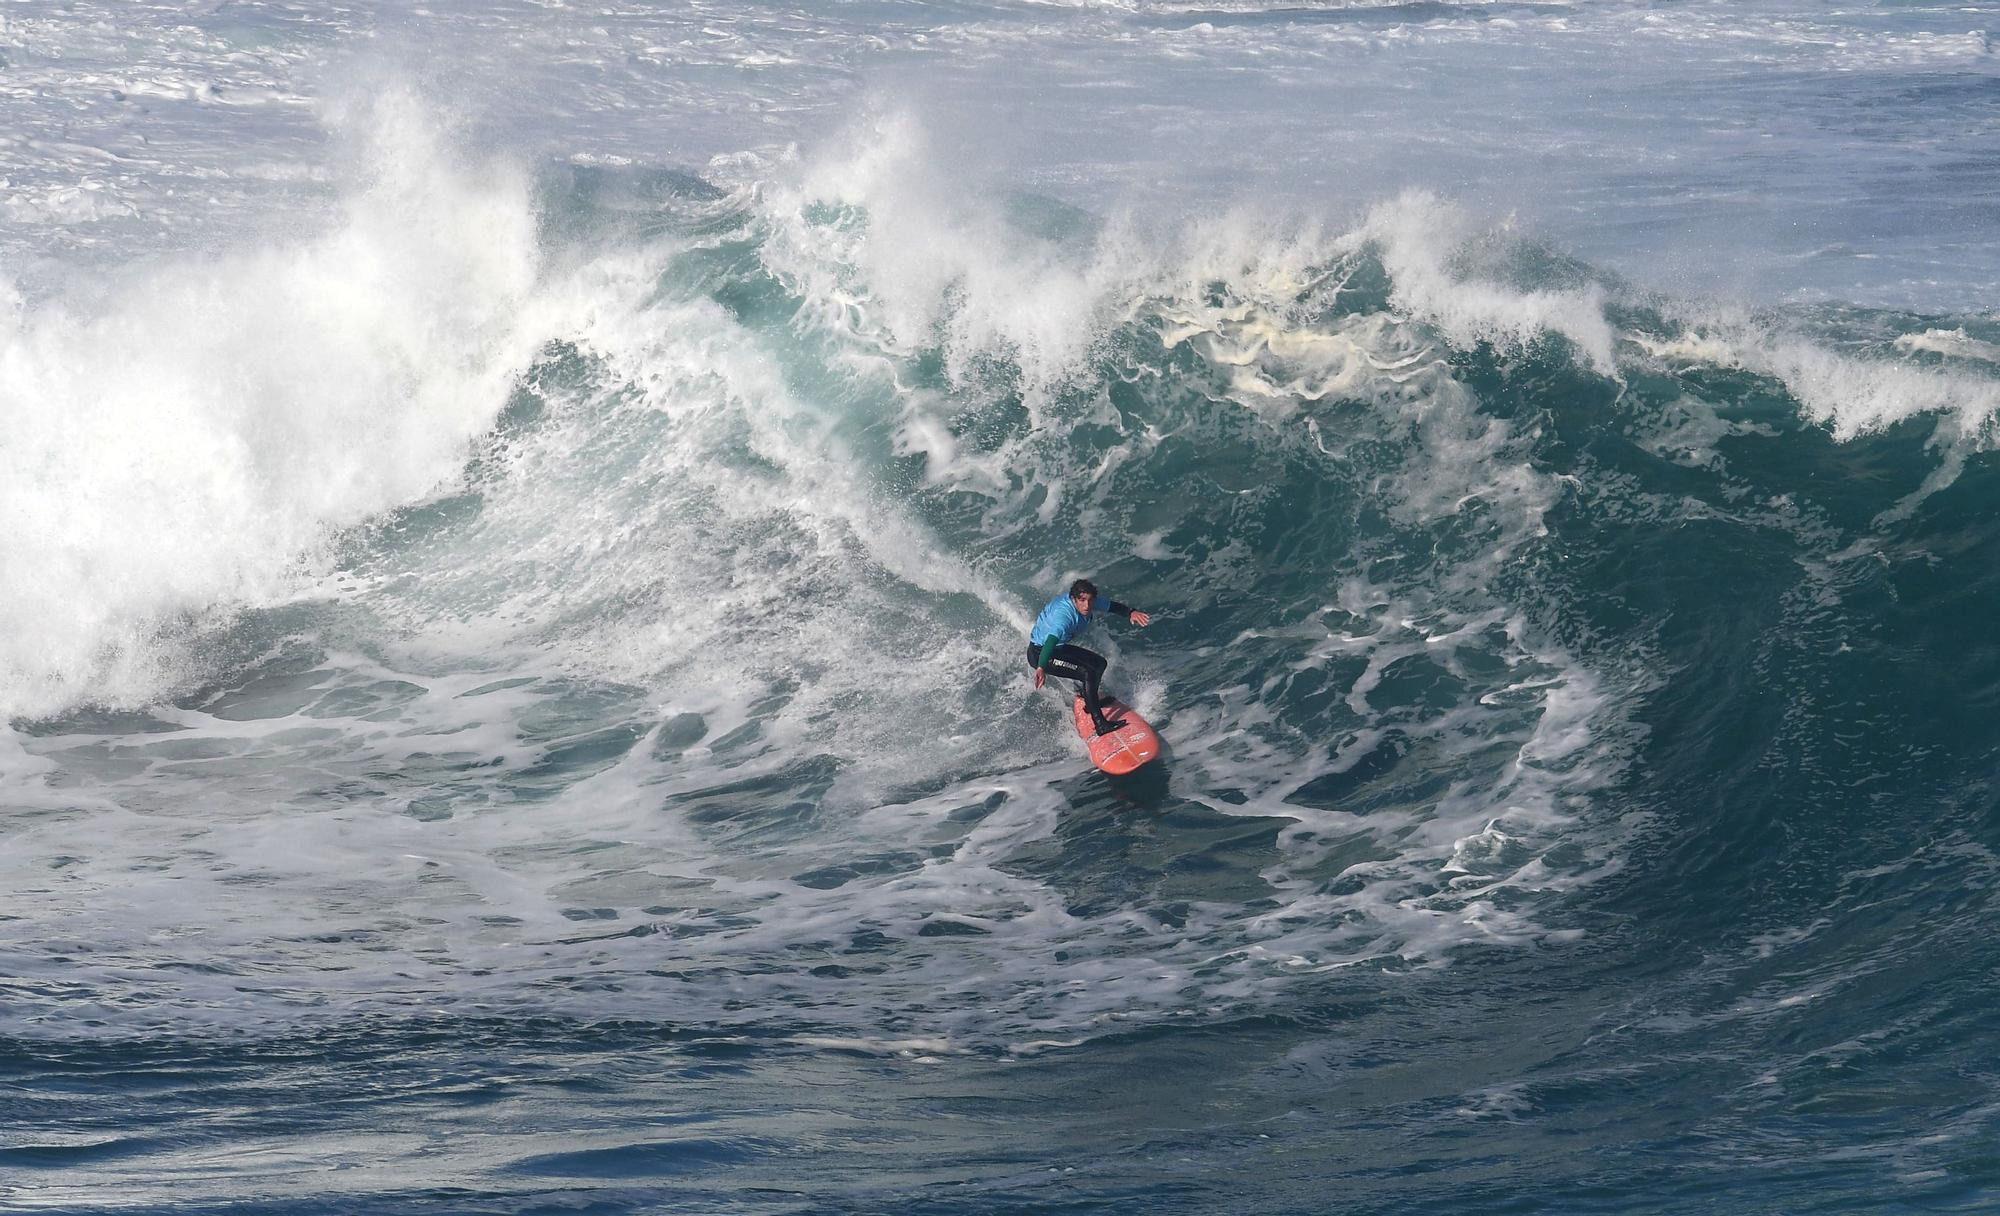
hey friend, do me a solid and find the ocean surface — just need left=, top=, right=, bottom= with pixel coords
left=6, top=2, right=2000, bottom=1211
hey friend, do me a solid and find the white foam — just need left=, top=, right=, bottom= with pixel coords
left=0, top=87, right=545, bottom=719
left=1350, top=192, right=1618, bottom=374
left=1894, top=328, right=2000, bottom=365
left=0, top=181, right=139, bottom=226
left=1635, top=313, right=2000, bottom=441
left=751, top=108, right=1147, bottom=404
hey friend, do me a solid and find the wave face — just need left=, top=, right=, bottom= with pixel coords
left=9, top=4, right=2000, bottom=1213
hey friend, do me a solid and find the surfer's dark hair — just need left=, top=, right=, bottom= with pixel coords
left=1069, top=578, right=1099, bottom=600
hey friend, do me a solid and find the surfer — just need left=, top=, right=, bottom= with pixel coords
left=1028, top=579, right=1151, bottom=735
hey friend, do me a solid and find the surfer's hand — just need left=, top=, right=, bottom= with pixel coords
left=1033, top=668, right=1046, bottom=689
left=1130, top=610, right=1151, bottom=626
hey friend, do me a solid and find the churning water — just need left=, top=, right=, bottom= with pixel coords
left=7, top=3, right=2000, bottom=1211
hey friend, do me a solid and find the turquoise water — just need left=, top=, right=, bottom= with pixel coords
left=7, top=3, right=2000, bottom=1211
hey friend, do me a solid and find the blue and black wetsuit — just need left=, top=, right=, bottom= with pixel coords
left=1028, top=593, right=1135, bottom=733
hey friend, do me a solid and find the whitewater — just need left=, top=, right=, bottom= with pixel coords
left=6, top=2, right=2000, bottom=1212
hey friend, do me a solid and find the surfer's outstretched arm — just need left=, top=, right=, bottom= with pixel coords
left=1107, top=600, right=1151, bottom=627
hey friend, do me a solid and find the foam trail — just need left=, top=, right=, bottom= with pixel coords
left=0, top=89, right=544, bottom=719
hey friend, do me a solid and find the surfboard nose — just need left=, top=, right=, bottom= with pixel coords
left=1073, top=695, right=1161, bottom=774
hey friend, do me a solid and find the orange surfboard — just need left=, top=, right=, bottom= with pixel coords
left=1072, top=695, right=1160, bottom=775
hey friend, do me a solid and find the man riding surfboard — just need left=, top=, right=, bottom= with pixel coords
left=1028, top=579, right=1152, bottom=734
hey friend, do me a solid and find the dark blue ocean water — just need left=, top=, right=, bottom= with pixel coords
left=8, top=3, right=2000, bottom=1212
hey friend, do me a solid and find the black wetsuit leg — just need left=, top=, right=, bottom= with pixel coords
left=1027, top=642, right=1111, bottom=725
